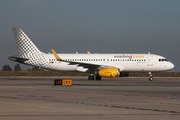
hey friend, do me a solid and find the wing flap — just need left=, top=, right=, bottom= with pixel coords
left=69, top=61, right=101, bottom=70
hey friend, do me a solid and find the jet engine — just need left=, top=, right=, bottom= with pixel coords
left=96, top=68, right=120, bottom=78
left=95, top=68, right=129, bottom=78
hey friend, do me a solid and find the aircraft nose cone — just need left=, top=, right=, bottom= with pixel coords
left=169, top=62, right=174, bottom=69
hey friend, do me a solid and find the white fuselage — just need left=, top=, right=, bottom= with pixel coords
left=42, top=53, right=174, bottom=72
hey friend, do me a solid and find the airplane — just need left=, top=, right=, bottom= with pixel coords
left=8, top=27, right=174, bottom=81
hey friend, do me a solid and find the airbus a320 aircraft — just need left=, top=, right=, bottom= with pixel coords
left=9, top=28, right=174, bottom=81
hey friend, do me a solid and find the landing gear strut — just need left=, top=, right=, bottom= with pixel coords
left=88, top=74, right=94, bottom=80
left=88, top=74, right=102, bottom=80
left=148, top=72, right=153, bottom=81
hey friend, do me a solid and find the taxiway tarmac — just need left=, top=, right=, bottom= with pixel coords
left=0, top=77, right=179, bottom=120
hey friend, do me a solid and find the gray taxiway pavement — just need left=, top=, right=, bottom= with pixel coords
left=0, top=76, right=180, bottom=120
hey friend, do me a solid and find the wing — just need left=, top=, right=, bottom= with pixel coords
left=51, top=49, right=110, bottom=70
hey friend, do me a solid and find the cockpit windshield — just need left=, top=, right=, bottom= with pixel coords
left=159, top=59, right=168, bottom=62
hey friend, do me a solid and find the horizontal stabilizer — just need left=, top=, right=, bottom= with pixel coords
left=8, top=56, right=29, bottom=64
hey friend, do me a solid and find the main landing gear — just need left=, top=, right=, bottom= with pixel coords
left=88, top=74, right=102, bottom=80
left=148, top=72, right=153, bottom=81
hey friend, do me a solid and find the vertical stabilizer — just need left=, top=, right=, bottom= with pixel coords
left=12, top=27, right=50, bottom=68
left=12, top=27, right=41, bottom=58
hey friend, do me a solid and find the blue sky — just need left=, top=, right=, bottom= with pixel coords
left=0, top=0, right=180, bottom=71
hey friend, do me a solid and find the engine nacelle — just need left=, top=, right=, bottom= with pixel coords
left=95, top=68, right=129, bottom=78
left=96, top=68, right=120, bottom=78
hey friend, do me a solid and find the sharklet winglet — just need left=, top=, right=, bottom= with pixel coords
left=87, top=51, right=91, bottom=54
left=51, top=49, right=61, bottom=61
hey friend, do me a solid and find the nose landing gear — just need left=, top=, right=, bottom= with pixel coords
left=148, top=72, right=153, bottom=81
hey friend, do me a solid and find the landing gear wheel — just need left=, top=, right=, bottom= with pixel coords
left=148, top=72, right=153, bottom=81
left=149, top=77, right=153, bottom=81
left=96, top=76, right=101, bottom=80
left=88, top=75, right=94, bottom=80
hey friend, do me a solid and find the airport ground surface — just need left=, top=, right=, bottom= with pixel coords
left=0, top=76, right=179, bottom=120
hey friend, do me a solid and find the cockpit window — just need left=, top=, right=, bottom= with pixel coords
left=159, top=59, right=168, bottom=62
